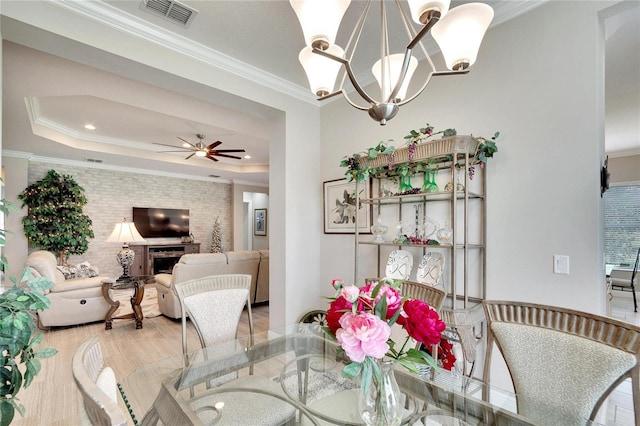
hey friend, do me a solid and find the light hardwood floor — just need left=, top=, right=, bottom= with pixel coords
left=11, top=300, right=269, bottom=426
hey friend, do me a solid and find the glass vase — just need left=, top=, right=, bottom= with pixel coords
left=359, top=360, right=402, bottom=426
left=427, top=170, right=439, bottom=193
left=421, top=171, right=433, bottom=193
left=398, top=175, right=413, bottom=193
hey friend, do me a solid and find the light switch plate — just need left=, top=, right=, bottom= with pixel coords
left=554, top=255, right=570, bottom=275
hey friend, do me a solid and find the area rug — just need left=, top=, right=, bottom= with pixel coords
left=112, top=284, right=161, bottom=318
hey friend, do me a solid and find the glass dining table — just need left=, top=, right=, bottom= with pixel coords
left=118, top=325, right=539, bottom=426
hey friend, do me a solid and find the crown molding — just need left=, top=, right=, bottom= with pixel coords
left=47, top=0, right=316, bottom=105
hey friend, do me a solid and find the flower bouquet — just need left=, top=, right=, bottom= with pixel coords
left=324, top=278, right=446, bottom=426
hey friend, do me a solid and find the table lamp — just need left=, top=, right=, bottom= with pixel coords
left=106, top=219, right=145, bottom=281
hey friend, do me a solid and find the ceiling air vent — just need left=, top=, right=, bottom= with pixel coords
left=140, top=0, right=198, bottom=27
left=86, top=158, right=103, bottom=163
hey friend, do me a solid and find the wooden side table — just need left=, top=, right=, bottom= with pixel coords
left=102, top=276, right=153, bottom=330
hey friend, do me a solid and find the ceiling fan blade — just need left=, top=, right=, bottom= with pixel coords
left=212, top=153, right=243, bottom=160
left=206, top=155, right=219, bottom=162
left=153, top=142, right=190, bottom=150
left=214, top=149, right=246, bottom=153
left=207, top=141, right=222, bottom=150
left=177, top=137, right=198, bottom=149
left=157, top=150, right=191, bottom=153
left=185, top=153, right=196, bottom=160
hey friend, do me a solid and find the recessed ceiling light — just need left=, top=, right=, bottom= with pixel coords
left=243, top=155, right=252, bottom=159
left=84, top=124, right=96, bottom=130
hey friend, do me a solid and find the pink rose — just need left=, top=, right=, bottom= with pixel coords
left=331, top=278, right=344, bottom=290
left=336, top=312, right=390, bottom=362
left=340, top=285, right=360, bottom=303
left=326, top=296, right=352, bottom=335
left=359, top=283, right=402, bottom=319
left=398, top=299, right=446, bottom=347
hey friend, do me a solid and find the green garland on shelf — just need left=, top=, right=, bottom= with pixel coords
left=340, top=123, right=500, bottom=182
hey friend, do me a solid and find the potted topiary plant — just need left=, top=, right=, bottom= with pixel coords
left=0, top=186, right=57, bottom=426
left=18, top=170, right=95, bottom=265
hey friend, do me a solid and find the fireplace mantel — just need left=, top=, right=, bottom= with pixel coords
left=129, top=243, right=200, bottom=276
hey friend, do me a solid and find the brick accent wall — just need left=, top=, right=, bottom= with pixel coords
left=605, top=184, right=640, bottom=265
left=27, top=163, right=232, bottom=278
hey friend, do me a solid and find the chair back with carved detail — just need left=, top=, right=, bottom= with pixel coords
left=483, top=300, right=640, bottom=425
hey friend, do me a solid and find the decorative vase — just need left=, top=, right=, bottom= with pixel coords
left=437, top=221, right=453, bottom=243
left=422, top=170, right=439, bottom=193
left=427, top=170, right=439, bottom=192
left=359, top=360, right=402, bottom=426
left=371, top=215, right=388, bottom=243
left=421, top=171, right=433, bottom=193
left=398, top=175, right=413, bottom=192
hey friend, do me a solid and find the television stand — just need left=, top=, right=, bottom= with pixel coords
left=129, top=243, right=200, bottom=276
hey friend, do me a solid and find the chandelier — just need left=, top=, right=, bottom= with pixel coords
left=290, top=0, right=494, bottom=125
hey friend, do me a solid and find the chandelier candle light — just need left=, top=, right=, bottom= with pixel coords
left=290, top=0, right=494, bottom=125
left=106, top=219, right=146, bottom=281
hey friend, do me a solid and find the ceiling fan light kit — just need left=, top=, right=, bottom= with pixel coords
left=155, top=133, right=246, bottom=162
left=290, top=0, right=494, bottom=125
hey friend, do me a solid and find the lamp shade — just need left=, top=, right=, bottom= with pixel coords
left=407, top=0, right=450, bottom=24
left=299, top=45, right=345, bottom=96
left=290, top=0, right=350, bottom=49
left=372, top=54, right=418, bottom=102
left=106, top=221, right=145, bottom=243
left=431, top=2, right=493, bottom=70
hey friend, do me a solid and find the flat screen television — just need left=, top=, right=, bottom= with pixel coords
left=132, top=207, right=190, bottom=238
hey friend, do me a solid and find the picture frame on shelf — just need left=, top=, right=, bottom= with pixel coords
left=254, top=208, right=267, bottom=236
left=323, top=178, right=372, bottom=234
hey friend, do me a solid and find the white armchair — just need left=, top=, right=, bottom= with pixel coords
left=24, top=250, right=111, bottom=328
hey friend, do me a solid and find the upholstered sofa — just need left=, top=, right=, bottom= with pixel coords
left=155, top=250, right=269, bottom=319
left=23, top=250, right=112, bottom=328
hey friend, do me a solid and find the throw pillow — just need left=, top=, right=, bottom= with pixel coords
left=56, top=262, right=99, bottom=279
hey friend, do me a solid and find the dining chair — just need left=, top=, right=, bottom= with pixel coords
left=72, top=336, right=129, bottom=426
left=609, top=247, right=640, bottom=312
left=483, top=300, right=640, bottom=425
left=174, top=274, right=296, bottom=425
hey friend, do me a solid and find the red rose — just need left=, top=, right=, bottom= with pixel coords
left=399, top=299, right=446, bottom=347
left=326, top=296, right=352, bottom=335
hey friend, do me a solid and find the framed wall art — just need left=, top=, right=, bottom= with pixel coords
left=323, top=178, right=372, bottom=234
left=254, top=208, right=267, bottom=236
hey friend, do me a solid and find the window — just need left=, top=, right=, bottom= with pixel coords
left=605, top=184, right=640, bottom=265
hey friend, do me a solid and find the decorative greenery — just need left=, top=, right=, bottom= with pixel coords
left=0, top=186, right=57, bottom=426
left=340, top=122, right=500, bottom=183
left=18, top=170, right=95, bottom=264
left=210, top=216, right=222, bottom=253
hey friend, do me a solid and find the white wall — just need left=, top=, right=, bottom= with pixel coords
left=249, top=192, right=269, bottom=251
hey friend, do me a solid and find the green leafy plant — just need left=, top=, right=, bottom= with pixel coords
left=0, top=270, right=57, bottom=426
left=0, top=187, right=57, bottom=426
left=18, top=170, right=94, bottom=264
left=340, top=123, right=500, bottom=182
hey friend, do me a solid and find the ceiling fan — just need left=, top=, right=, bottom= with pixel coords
left=155, top=134, right=245, bottom=162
